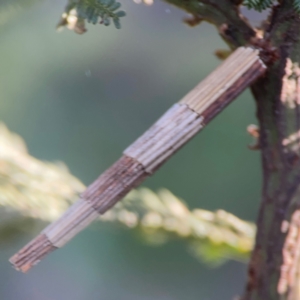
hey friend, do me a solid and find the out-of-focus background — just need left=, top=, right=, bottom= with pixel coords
left=0, top=1, right=262, bottom=299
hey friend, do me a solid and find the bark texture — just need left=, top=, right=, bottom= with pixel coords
left=9, top=3, right=300, bottom=299
left=161, top=1, right=300, bottom=299
left=242, top=2, right=300, bottom=300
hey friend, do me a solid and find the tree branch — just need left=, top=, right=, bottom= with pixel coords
left=0, top=123, right=255, bottom=265
left=59, top=0, right=257, bottom=49
left=242, top=1, right=300, bottom=299
left=164, top=0, right=256, bottom=48
left=9, top=47, right=266, bottom=272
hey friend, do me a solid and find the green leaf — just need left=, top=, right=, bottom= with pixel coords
left=116, top=10, right=126, bottom=17
left=59, top=0, right=126, bottom=34
left=113, top=17, right=121, bottom=29
left=103, top=17, right=110, bottom=26
left=109, top=2, right=121, bottom=11
left=293, top=0, right=300, bottom=13
left=106, top=0, right=115, bottom=8
left=243, top=0, right=273, bottom=11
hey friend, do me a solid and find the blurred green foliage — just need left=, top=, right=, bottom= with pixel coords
left=0, top=123, right=255, bottom=264
left=104, top=188, right=255, bottom=264
left=243, top=0, right=274, bottom=11
left=0, top=0, right=40, bottom=26
left=57, top=0, right=126, bottom=34
left=243, top=0, right=300, bottom=12
left=0, top=1, right=263, bottom=298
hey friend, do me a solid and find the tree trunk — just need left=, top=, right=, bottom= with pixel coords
left=7, top=1, right=300, bottom=298
left=242, top=2, right=300, bottom=300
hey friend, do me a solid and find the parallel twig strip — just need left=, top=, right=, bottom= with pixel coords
left=44, top=199, right=99, bottom=247
left=180, top=47, right=246, bottom=109
left=124, top=104, right=203, bottom=172
left=83, top=157, right=146, bottom=212
left=181, top=48, right=264, bottom=114
left=9, top=46, right=266, bottom=272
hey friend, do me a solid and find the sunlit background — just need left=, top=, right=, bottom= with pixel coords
left=0, top=1, right=262, bottom=299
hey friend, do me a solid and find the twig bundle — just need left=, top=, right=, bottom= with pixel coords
left=10, top=46, right=266, bottom=272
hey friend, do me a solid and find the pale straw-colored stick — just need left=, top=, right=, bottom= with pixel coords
left=10, top=46, right=266, bottom=272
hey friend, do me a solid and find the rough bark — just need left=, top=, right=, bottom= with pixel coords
left=8, top=2, right=300, bottom=299
left=242, top=2, right=300, bottom=300
left=165, top=0, right=255, bottom=48
left=162, top=1, right=300, bottom=299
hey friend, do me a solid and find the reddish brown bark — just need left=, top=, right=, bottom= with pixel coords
left=242, top=3, right=300, bottom=300
left=9, top=234, right=56, bottom=273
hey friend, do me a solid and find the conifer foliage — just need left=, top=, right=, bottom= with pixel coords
left=57, top=0, right=300, bottom=34
left=243, top=0, right=273, bottom=11
left=57, top=0, right=126, bottom=34
left=243, top=0, right=300, bottom=12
